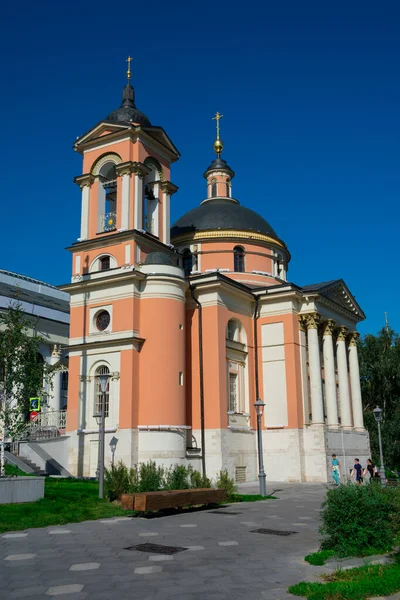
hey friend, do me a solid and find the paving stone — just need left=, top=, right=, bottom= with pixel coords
left=134, top=566, right=163, bottom=574
left=7, top=585, right=48, bottom=598
left=149, top=555, right=174, bottom=561
left=218, top=541, right=239, bottom=546
left=2, top=533, right=28, bottom=539
left=186, top=546, right=205, bottom=551
left=48, top=530, right=72, bottom=535
left=4, top=554, right=37, bottom=561
left=138, top=532, right=159, bottom=536
left=46, top=584, right=84, bottom=596
left=69, top=563, right=100, bottom=571
left=180, top=524, right=197, bottom=528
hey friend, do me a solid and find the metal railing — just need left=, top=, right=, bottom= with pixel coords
left=29, top=410, right=67, bottom=440
left=101, top=212, right=117, bottom=232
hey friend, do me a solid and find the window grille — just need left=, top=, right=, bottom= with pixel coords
left=235, top=466, right=247, bottom=483
left=229, top=373, right=238, bottom=412
left=100, top=256, right=110, bottom=271
left=95, top=365, right=110, bottom=418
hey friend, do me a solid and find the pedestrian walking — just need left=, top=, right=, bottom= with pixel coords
left=363, top=458, right=376, bottom=483
left=352, top=458, right=363, bottom=484
left=331, top=454, right=340, bottom=486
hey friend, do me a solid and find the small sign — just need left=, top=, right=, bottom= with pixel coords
left=30, top=397, right=41, bottom=412
left=29, top=412, right=38, bottom=422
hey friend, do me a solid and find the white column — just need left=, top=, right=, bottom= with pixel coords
left=299, top=323, right=310, bottom=424
left=134, top=174, right=143, bottom=230
left=305, top=314, right=325, bottom=425
left=349, top=332, right=364, bottom=431
left=336, top=327, right=352, bottom=429
left=79, top=184, right=90, bottom=241
left=49, top=345, right=62, bottom=411
left=163, top=191, right=171, bottom=245
left=323, top=320, right=339, bottom=428
left=120, top=173, right=130, bottom=231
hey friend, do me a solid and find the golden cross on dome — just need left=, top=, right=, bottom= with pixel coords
left=212, top=111, right=223, bottom=139
left=126, top=56, right=133, bottom=82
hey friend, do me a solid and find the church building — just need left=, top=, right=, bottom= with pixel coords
left=61, top=63, right=369, bottom=482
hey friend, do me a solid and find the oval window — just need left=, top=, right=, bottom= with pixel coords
left=96, top=310, right=110, bottom=331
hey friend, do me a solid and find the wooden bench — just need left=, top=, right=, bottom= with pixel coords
left=121, top=488, right=227, bottom=512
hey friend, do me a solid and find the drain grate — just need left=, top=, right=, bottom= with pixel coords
left=125, top=543, right=187, bottom=554
left=209, top=511, right=242, bottom=515
left=251, top=528, right=297, bottom=536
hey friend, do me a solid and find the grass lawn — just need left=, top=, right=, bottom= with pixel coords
left=289, top=563, right=400, bottom=600
left=0, top=477, right=133, bottom=533
left=231, top=493, right=277, bottom=502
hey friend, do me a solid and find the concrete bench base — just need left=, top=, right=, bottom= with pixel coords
left=0, top=477, right=45, bottom=504
left=122, top=488, right=227, bottom=511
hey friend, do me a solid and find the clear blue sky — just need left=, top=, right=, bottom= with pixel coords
left=1, top=1, right=399, bottom=335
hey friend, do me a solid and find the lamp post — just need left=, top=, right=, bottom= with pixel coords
left=96, top=372, right=110, bottom=500
left=254, top=398, right=267, bottom=497
left=373, top=406, right=386, bottom=488
left=93, top=411, right=101, bottom=480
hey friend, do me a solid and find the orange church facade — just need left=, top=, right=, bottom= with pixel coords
left=61, top=73, right=369, bottom=482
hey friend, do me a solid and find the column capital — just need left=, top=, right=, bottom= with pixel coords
left=337, top=326, right=348, bottom=342
left=160, top=181, right=179, bottom=195
left=131, top=161, right=151, bottom=178
left=349, top=331, right=360, bottom=346
left=51, top=344, right=61, bottom=359
left=322, top=319, right=336, bottom=336
left=115, top=161, right=136, bottom=177
left=74, top=173, right=94, bottom=188
left=302, top=312, right=321, bottom=330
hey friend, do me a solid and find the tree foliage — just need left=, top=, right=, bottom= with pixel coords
left=359, top=327, right=400, bottom=469
left=0, top=303, right=51, bottom=443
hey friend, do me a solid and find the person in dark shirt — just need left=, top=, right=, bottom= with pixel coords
left=364, top=458, right=376, bottom=483
left=352, top=458, right=363, bottom=484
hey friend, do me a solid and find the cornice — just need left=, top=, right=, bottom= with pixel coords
left=66, top=228, right=176, bottom=255
left=160, top=181, right=179, bottom=195
left=316, top=295, right=363, bottom=323
left=60, top=269, right=146, bottom=293
left=171, top=229, right=288, bottom=251
left=73, top=173, right=95, bottom=188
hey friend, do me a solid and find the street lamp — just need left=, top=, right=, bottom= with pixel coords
left=93, top=411, right=101, bottom=480
left=109, top=436, right=118, bottom=468
left=373, top=406, right=386, bottom=488
left=254, top=398, right=267, bottom=497
left=96, top=372, right=110, bottom=500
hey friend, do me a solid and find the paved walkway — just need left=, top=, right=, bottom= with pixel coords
left=0, top=482, right=330, bottom=600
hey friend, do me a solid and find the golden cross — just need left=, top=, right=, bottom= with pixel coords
left=126, top=56, right=133, bottom=81
left=212, top=111, right=223, bottom=138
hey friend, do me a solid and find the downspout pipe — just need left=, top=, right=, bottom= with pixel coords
left=190, top=285, right=206, bottom=478
left=253, top=294, right=260, bottom=400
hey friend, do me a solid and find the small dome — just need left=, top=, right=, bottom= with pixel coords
left=204, top=156, right=235, bottom=179
left=171, top=199, right=278, bottom=240
left=144, top=252, right=176, bottom=266
left=106, top=83, right=151, bottom=127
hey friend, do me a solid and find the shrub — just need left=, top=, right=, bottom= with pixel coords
left=214, top=470, right=237, bottom=500
left=189, top=467, right=211, bottom=489
left=139, top=461, right=165, bottom=492
left=105, top=461, right=131, bottom=501
left=165, top=465, right=190, bottom=490
left=320, top=483, right=397, bottom=557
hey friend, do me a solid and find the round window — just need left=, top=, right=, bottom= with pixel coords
left=96, top=310, right=110, bottom=331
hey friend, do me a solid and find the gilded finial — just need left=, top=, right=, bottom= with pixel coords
left=126, top=55, right=133, bottom=83
left=212, top=111, right=224, bottom=156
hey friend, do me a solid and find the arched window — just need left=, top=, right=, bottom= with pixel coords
left=226, top=320, right=239, bottom=342
left=94, top=365, right=110, bottom=418
left=211, top=179, right=217, bottom=197
left=99, top=256, right=110, bottom=271
left=234, top=246, right=245, bottom=272
left=225, top=319, right=248, bottom=417
left=226, top=179, right=231, bottom=198
left=182, top=249, right=193, bottom=277
left=99, top=162, right=117, bottom=232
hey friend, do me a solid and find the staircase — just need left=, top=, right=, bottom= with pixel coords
left=17, top=457, right=46, bottom=476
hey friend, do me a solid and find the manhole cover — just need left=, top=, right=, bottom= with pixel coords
left=209, top=511, right=242, bottom=515
left=251, top=528, right=297, bottom=536
left=125, top=543, right=187, bottom=555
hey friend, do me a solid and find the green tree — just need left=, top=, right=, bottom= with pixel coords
left=359, top=327, right=400, bottom=469
left=0, top=303, right=52, bottom=476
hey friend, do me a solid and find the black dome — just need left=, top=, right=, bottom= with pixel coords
left=106, top=83, right=151, bottom=127
left=144, top=252, right=176, bottom=266
left=171, top=199, right=278, bottom=239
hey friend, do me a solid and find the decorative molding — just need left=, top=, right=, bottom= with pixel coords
left=322, top=319, right=336, bottom=336
left=90, top=152, right=122, bottom=176
left=160, top=181, right=178, bottom=195
left=300, top=312, right=320, bottom=330
left=132, top=162, right=151, bottom=178
left=171, top=229, right=287, bottom=249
